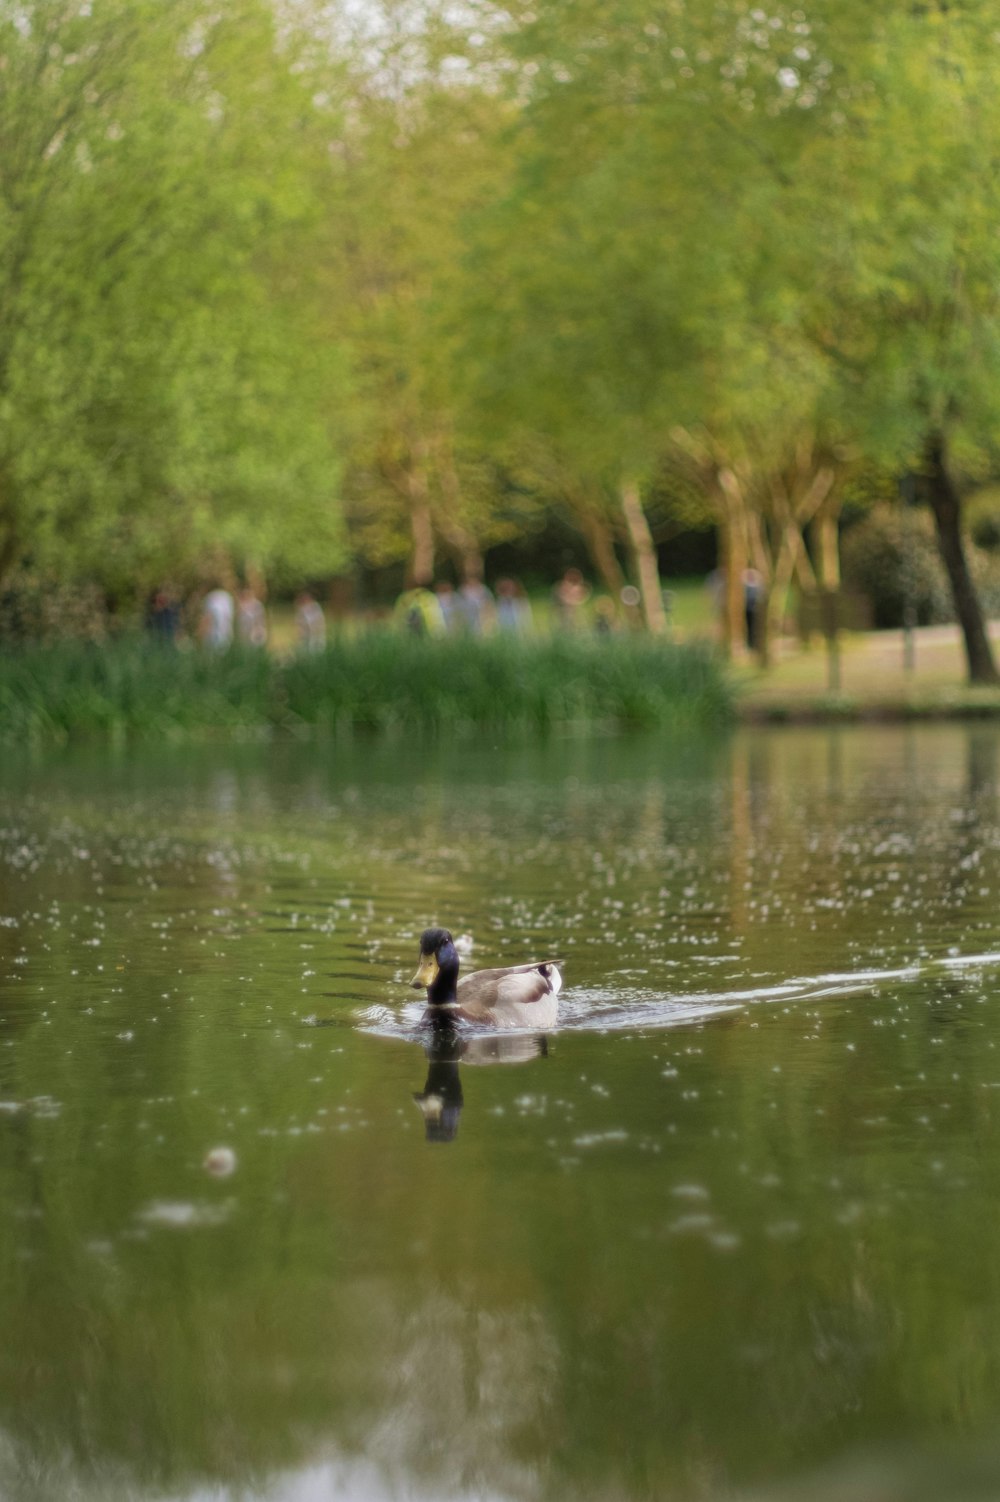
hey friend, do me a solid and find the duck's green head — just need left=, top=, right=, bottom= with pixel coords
left=410, top=927, right=459, bottom=993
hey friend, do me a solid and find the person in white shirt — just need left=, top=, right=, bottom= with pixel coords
left=199, top=586, right=234, bottom=650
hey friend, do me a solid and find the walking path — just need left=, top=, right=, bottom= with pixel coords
left=736, top=623, right=1000, bottom=720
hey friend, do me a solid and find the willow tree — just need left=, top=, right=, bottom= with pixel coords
left=312, top=1, right=534, bottom=588
left=466, top=0, right=1000, bottom=673
left=458, top=55, right=695, bottom=630
left=454, top=0, right=852, bottom=638
left=0, top=0, right=347, bottom=600
left=745, top=0, right=1000, bottom=682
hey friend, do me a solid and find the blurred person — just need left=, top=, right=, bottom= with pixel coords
left=742, top=566, right=763, bottom=651
left=199, top=583, right=234, bottom=650
left=394, top=587, right=445, bottom=636
left=236, top=585, right=267, bottom=648
left=552, top=566, right=590, bottom=629
left=459, top=570, right=495, bottom=635
left=146, top=585, right=180, bottom=643
left=495, top=577, right=532, bottom=634
left=295, top=590, right=326, bottom=653
left=434, top=580, right=461, bottom=633
left=593, top=596, right=618, bottom=635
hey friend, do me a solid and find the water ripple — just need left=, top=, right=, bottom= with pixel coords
left=358, top=951, right=1000, bottom=1041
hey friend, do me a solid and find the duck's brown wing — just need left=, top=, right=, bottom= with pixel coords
left=456, top=961, right=562, bottom=1021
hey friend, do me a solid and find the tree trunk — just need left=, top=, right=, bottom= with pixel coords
left=813, top=505, right=841, bottom=591
left=925, top=432, right=999, bottom=685
left=619, top=478, right=667, bottom=634
left=436, top=441, right=483, bottom=578
left=766, top=523, right=800, bottom=647
left=718, top=468, right=748, bottom=659
left=791, top=528, right=818, bottom=594
left=576, top=502, right=626, bottom=596
left=439, top=516, right=483, bottom=580
left=406, top=444, right=434, bottom=588
left=767, top=464, right=833, bottom=647
left=746, top=511, right=771, bottom=667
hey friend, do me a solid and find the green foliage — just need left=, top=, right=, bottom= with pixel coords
left=460, top=0, right=844, bottom=489
left=0, top=0, right=348, bottom=599
left=0, top=634, right=732, bottom=744
left=772, top=1, right=1000, bottom=474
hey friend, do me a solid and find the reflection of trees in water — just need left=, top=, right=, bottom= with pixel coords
left=725, top=725, right=1000, bottom=973
left=365, top=1293, right=558, bottom=1496
left=0, top=1288, right=560, bottom=1502
left=966, top=725, right=999, bottom=807
left=4, top=994, right=1000, bottom=1502
left=0, top=1016, right=558, bottom=1499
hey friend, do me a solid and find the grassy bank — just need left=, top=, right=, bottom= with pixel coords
left=0, top=633, right=732, bottom=743
left=734, top=623, right=1000, bottom=722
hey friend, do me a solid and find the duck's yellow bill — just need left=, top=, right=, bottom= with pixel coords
left=410, top=954, right=439, bottom=989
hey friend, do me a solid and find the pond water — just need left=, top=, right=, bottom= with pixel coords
left=3, top=726, right=1000, bottom=1501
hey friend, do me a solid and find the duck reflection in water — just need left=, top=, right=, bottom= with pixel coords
left=413, top=1030, right=550, bottom=1144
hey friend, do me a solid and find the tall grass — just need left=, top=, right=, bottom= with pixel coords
left=0, top=633, right=732, bottom=744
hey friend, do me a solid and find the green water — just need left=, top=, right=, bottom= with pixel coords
left=3, top=727, right=1000, bottom=1501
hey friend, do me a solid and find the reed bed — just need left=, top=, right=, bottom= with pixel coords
left=0, top=633, right=732, bottom=743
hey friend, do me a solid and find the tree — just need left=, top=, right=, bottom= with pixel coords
left=455, top=0, right=855, bottom=639
left=316, top=1, right=529, bottom=588
left=0, top=0, right=347, bottom=602
left=746, top=0, right=1000, bottom=681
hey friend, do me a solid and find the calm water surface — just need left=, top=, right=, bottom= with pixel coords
left=3, top=727, right=1000, bottom=1501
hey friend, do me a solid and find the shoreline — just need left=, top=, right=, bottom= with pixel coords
left=737, top=696, right=1000, bottom=725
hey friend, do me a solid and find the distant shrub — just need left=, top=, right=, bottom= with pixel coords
left=842, top=506, right=954, bottom=628
left=971, top=550, right=1000, bottom=619
left=966, top=486, right=1000, bottom=552
left=0, top=571, right=112, bottom=644
left=842, top=504, right=1000, bottom=628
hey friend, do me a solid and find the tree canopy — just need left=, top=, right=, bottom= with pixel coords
left=6, top=0, right=1000, bottom=672
left=0, top=0, right=348, bottom=598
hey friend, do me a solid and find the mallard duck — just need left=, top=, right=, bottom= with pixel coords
left=410, top=927, right=563, bottom=1030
